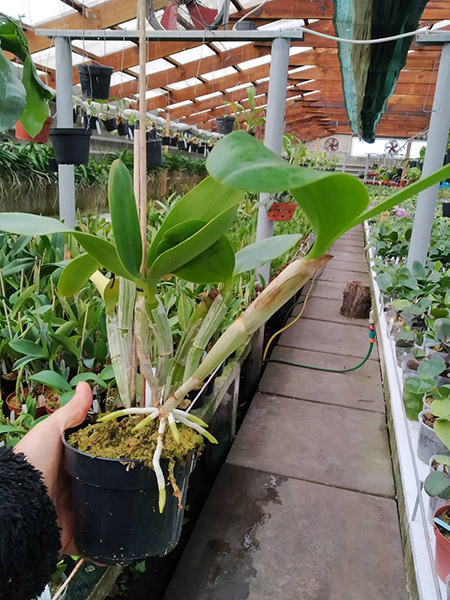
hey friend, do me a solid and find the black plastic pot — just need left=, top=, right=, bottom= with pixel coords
left=83, top=115, right=98, bottom=130
left=216, top=116, right=235, bottom=135
left=103, top=118, right=117, bottom=132
left=162, top=136, right=170, bottom=146
left=147, top=139, right=163, bottom=167
left=443, top=202, right=450, bottom=218
left=235, top=20, right=256, bottom=30
left=77, top=64, right=114, bottom=100
left=189, top=143, right=198, bottom=152
left=73, top=109, right=78, bottom=124
left=177, top=140, right=187, bottom=151
left=50, top=129, right=92, bottom=165
left=147, top=128, right=158, bottom=140
left=117, top=120, right=129, bottom=136
left=63, top=423, right=197, bottom=565
left=198, top=145, right=205, bottom=154
left=170, top=137, right=178, bottom=147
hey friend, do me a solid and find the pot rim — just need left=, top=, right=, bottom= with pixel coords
left=434, top=504, right=450, bottom=542
left=50, top=128, right=93, bottom=137
left=419, top=409, right=436, bottom=431
left=77, top=64, right=114, bottom=75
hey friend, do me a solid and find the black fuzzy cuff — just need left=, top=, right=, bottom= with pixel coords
left=0, top=447, right=61, bottom=600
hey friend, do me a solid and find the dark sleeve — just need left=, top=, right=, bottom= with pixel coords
left=0, top=446, right=61, bottom=600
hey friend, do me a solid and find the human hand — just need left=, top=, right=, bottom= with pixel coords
left=14, top=382, right=92, bottom=555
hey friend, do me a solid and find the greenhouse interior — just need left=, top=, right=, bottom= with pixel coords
left=1, top=1, right=450, bottom=599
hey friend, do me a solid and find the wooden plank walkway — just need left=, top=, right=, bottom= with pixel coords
left=164, top=227, right=409, bottom=600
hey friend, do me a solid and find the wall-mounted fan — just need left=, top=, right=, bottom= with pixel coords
left=384, top=139, right=400, bottom=156
left=324, top=137, right=339, bottom=152
left=147, top=0, right=227, bottom=30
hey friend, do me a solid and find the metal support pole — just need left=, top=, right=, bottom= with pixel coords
left=407, top=43, right=450, bottom=267
left=222, top=0, right=230, bottom=29
left=363, top=153, right=370, bottom=183
left=342, top=153, right=347, bottom=173
left=55, top=37, right=76, bottom=228
left=255, top=36, right=290, bottom=284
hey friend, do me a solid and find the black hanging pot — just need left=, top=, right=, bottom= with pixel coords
left=189, top=143, right=198, bottom=152
left=73, top=109, right=78, bottom=124
left=83, top=114, right=98, bottom=130
left=77, top=64, right=114, bottom=100
left=162, top=136, right=170, bottom=146
left=443, top=202, right=450, bottom=218
left=63, top=424, right=196, bottom=565
left=216, top=116, right=235, bottom=135
left=147, top=128, right=158, bottom=140
left=103, top=118, right=117, bottom=132
left=117, top=120, right=129, bottom=136
left=147, top=139, right=163, bottom=168
left=197, top=145, right=206, bottom=154
left=177, top=140, right=187, bottom=151
left=50, top=129, right=92, bottom=165
left=170, top=137, right=178, bottom=147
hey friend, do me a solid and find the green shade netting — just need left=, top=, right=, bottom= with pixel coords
left=333, top=0, right=429, bottom=142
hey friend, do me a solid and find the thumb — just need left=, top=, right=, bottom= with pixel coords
left=55, top=382, right=93, bottom=431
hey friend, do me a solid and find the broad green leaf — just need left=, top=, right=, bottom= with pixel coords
left=70, top=372, right=107, bottom=388
left=60, top=391, right=75, bottom=406
left=155, top=220, right=206, bottom=258
left=108, top=160, right=143, bottom=278
left=147, top=176, right=244, bottom=267
left=29, top=370, right=71, bottom=392
left=431, top=399, right=450, bottom=419
left=25, top=395, right=36, bottom=418
left=13, top=355, right=42, bottom=370
left=207, top=131, right=369, bottom=258
left=0, top=47, right=25, bottom=132
left=10, top=283, right=38, bottom=319
left=375, top=272, right=392, bottom=292
left=0, top=424, right=25, bottom=434
left=148, top=205, right=238, bottom=289
left=418, top=360, right=446, bottom=379
left=435, top=318, right=450, bottom=345
left=9, top=339, right=46, bottom=358
left=174, top=235, right=235, bottom=285
left=177, top=292, right=193, bottom=332
left=402, top=388, right=423, bottom=421
left=20, top=57, right=50, bottom=138
left=101, top=364, right=115, bottom=381
left=58, top=254, right=100, bottom=297
left=424, top=471, right=450, bottom=498
left=435, top=418, right=450, bottom=451
left=2, top=258, right=35, bottom=276
left=49, top=333, right=79, bottom=358
left=404, top=377, right=437, bottom=395
left=234, top=234, right=302, bottom=275
left=412, top=260, right=426, bottom=279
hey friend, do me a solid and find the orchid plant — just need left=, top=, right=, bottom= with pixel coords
left=0, top=131, right=449, bottom=512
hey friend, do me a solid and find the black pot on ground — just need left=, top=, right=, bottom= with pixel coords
left=216, top=116, right=235, bottom=135
left=235, top=20, right=256, bottom=30
left=117, top=120, right=129, bottom=136
left=162, top=136, right=170, bottom=146
left=50, top=129, right=92, bottom=165
left=77, top=64, right=114, bottom=100
left=443, top=202, right=450, bottom=218
left=103, top=118, right=117, bottom=132
left=63, top=425, right=196, bottom=565
left=170, top=137, right=178, bottom=147
left=147, top=139, right=163, bottom=167
left=177, top=140, right=187, bottom=151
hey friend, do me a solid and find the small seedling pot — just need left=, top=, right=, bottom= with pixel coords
left=63, top=423, right=197, bottom=565
left=117, top=121, right=129, bottom=136
left=216, top=116, right=235, bottom=135
left=267, top=202, right=298, bottom=222
left=189, top=143, right=198, bottom=153
left=83, top=115, right=98, bottom=130
left=417, top=410, right=449, bottom=464
left=434, top=505, right=450, bottom=581
left=103, top=118, right=117, bottom=132
left=77, top=64, right=114, bottom=100
left=170, top=137, right=178, bottom=147
left=428, top=455, right=450, bottom=520
left=162, top=136, right=171, bottom=146
left=50, top=129, right=92, bottom=165
left=177, top=140, right=187, bottom=151
left=147, top=139, right=163, bottom=168
left=15, top=116, right=53, bottom=144
left=5, top=388, right=45, bottom=418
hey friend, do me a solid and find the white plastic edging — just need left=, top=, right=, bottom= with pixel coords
left=364, top=220, right=445, bottom=600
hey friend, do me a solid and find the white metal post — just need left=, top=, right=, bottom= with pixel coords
left=255, top=36, right=290, bottom=284
left=407, top=43, right=450, bottom=267
left=55, top=37, right=76, bottom=228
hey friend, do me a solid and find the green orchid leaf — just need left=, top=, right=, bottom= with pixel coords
left=20, top=57, right=51, bottom=138
left=148, top=204, right=238, bottom=289
left=155, top=220, right=206, bottom=258
left=10, top=283, right=38, bottom=319
left=13, top=356, right=41, bottom=370
left=424, top=471, right=450, bottom=498
left=0, top=47, right=26, bottom=132
left=29, top=370, right=72, bottom=392
left=49, top=333, right=79, bottom=358
left=108, top=160, right=143, bottom=278
left=402, top=388, right=423, bottom=421
left=174, top=235, right=235, bottom=285
left=2, top=258, right=35, bottom=277
left=70, top=372, right=107, bottom=388
left=417, top=360, right=446, bottom=379
left=435, top=418, right=450, bottom=451
left=58, top=254, right=100, bottom=297
left=60, top=391, right=75, bottom=406
left=0, top=424, right=25, bottom=434
left=9, top=339, right=46, bottom=358
left=100, top=364, right=115, bottom=381
left=147, top=176, right=244, bottom=267
left=234, top=234, right=302, bottom=275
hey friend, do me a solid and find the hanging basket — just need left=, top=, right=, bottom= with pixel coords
left=77, top=64, right=114, bottom=100
left=15, top=116, right=53, bottom=144
left=267, top=202, right=298, bottom=222
left=147, top=139, right=163, bottom=168
left=102, top=118, right=117, bottom=132
left=50, top=129, right=92, bottom=165
left=216, top=116, right=235, bottom=135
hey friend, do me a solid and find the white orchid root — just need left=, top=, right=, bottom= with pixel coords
left=97, top=407, right=217, bottom=512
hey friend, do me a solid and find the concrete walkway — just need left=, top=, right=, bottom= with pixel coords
left=165, top=227, right=408, bottom=600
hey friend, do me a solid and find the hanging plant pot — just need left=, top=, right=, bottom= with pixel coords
left=162, top=136, right=171, bottom=146
left=63, top=423, right=197, bottom=565
left=103, top=118, right=117, bottom=132
left=147, top=139, right=163, bottom=168
left=434, top=505, right=450, bottom=581
left=82, top=115, right=98, bottom=131
left=117, top=120, right=129, bottom=136
left=77, top=64, right=114, bottom=100
left=216, top=116, right=235, bottom=135
left=15, top=116, right=53, bottom=144
left=189, top=143, right=198, bottom=153
left=197, top=144, right=206, bottom=155
left=73, top=109, right=78, bottom=124
left=267, top=202, right=298, bottom=222
left=443, top=202, right=450, bottom=218
left=170, top=137, right=178, bottom=147
left=50, top=129, right=92, bottom=165
left=417, top=410, right=449, bottom=464
left=177, top=140, right=187, bottom=151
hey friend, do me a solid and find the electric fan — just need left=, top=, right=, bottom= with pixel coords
left=147, top=0, right=227, bottom=30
